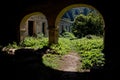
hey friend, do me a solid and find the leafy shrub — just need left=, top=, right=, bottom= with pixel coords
left=6, top=42, right=19, bottom=49
left=20, top=37, right=48, bottom=49
left=60, top=31, right=76, bottom=39
left=42, top=54, right=61, bottom=69
left=81, top=50, right=105, bottom=69
left=73, top=36, right=104, bottom=69
left=50, top=38, right=72, bottom=55
left=36, top=33, right=44, bottom=38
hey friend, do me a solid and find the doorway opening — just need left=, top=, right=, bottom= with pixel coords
left=28, top=21, right=34, bottom=36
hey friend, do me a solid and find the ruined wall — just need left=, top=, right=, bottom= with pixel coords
left=59, top=19, right=73, bottom=34
left=20, top=14, right=48, bottom=41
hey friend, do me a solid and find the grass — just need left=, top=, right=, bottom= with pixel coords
left=3, top=35, right=105, bottom=70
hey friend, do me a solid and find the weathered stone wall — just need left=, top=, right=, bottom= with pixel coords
left=59, top=19, right=73, bottom=34
left=20, top=14, right=48, bottom=41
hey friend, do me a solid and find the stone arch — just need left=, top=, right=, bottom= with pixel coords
left=55, top=3, right=105, bottom=42
left=54, top=3, right=106, bottom=71
left=20, top=12, right=48, bottom=41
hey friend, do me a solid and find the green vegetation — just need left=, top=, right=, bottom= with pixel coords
left=19, top=37, right=48, bottom=49
left=42, top=54, right=61, bottom=69
left=72, top=12, right=104, bottom=38
left=1, top=7, right=105, bottom=71
left=5, top=34, right=105, bottom=70
left=5, top=11, right=105, bottom=70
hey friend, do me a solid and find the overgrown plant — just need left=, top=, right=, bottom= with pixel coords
left=4, top=35, right=105, bottom=70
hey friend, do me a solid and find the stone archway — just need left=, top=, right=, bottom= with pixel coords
left=54, top=3, right=106, bottom=73
left=20, top=12, right=48, bottom=41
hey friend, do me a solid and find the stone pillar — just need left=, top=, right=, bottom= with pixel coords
left=48, top=27, right=59, bottom=45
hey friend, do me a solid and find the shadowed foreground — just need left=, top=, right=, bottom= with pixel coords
left=0, top=47, right=105, bottom=80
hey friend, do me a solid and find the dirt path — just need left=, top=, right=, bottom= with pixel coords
left=58, top=52, right=81, bottom=72
left=58, top=52, right=83, bottom=80
left=58, top=52, right=91, bottom=80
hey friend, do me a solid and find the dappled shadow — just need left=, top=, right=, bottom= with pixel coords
left=0, top=46, right=105, bottom=80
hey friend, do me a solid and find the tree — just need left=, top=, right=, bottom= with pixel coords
left=72, top=12, right=104, bottom=38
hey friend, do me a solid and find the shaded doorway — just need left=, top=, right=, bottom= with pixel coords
left=42, top=22, right=45, bottom=36
left=28, top=21, right=34, bottom=36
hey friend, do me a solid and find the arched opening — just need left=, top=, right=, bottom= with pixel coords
left=54, top=4, right=105, bottom=72
left=20, top=12, right=48, bottom=41
left=55, top=4, right=105, bottom=34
